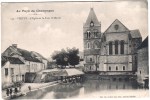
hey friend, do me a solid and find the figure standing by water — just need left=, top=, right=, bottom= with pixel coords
left=6, top=88, right=9, bottom=96
left=28, top=86, right=31, bottom=91
left=9, top=88, right=12, bottom=97
left=19, top=86, right=21, bottom=92
left=15, top=87, right=18, bottom=94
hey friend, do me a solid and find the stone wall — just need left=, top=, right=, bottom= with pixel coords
left=137, top=47, right=149, bottom=82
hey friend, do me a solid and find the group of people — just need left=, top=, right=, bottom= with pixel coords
left=6, top=86, right=21, bottom=97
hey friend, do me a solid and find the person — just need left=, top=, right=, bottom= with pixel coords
left=19, top=86, right=21, bottom=92
left=9, top=88, right=12, bottom=97
left=6, top=88, right=9, bottom=96
left=14, top=87, right=18, bottom=94
left=28, top=85, right=31, bottom=91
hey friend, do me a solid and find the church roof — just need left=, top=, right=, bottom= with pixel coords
left=130, top=29, right=142, bottom=38
left=84, top=8, right=100, bottom=27
left=138, top=36, right=148, bottom=49
left=104, top=19, right=129, bottom=33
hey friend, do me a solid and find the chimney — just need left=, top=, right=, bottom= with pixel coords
left=12, top=44, right=17, bottom=48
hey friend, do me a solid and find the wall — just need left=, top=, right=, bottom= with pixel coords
left=26, top=61, right=44, bottom=72
left=137, top=47, right=149, bottom=83
left=106, top=32, right=129, bottom=42
left=1, top=62, right=25, bottom=88
left=2, top=62, right=11, bottom=86
left=42, top=59, right=48, bottom=69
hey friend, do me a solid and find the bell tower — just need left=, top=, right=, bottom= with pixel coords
left=83, top=8, right=101, bottom=72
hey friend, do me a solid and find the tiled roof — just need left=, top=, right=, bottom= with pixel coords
left=138, top=36, right=148, bottom=49
left=2, top=56, right=24, bottom=66
left=84, top=8, right=100, bottom=27
left=1, top=56, right=7, bottom=66
left=7, top=46, right=42, bottom=63
left=16, top=48, right=42, bottom=63
left=130, top=29, right=142, bottom=38
left=31, top=51, right=48, bottom=61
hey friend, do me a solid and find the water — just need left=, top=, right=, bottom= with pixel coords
left=17, top=79, right=149, bottom=99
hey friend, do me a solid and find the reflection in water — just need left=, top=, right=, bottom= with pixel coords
left=83, top=79, right=138, bottom=94
left=17, top=79, right=143, bottom=99
left=53, top=83, right=82, bottom=98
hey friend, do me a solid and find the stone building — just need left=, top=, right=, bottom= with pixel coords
left=1, top=56, right=24, bottom=88
left=2, top=44, right=47, bottom=72
left=83, top=8, right=101, bottom=72
left=1, top=44, right=48, bottom=86
left=83, top=8, right=142, bottom=74
left=137, top=36, right=148, bottom=83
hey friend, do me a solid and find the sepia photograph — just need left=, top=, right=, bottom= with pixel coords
left=1, top=0, right=149, bottom=99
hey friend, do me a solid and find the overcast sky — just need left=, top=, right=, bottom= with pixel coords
left=1, top=0, right=148, bottom=58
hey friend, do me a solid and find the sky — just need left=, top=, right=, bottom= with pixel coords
left=1, top=0, right=148, bottom=58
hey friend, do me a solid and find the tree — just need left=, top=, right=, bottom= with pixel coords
left=51, top=47, right=80, bottom=68
left=67, top=47, right=80, bottom=67
left=52, top=49, right=69, bottom=68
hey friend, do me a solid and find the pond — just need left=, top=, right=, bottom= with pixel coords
left=16, top=79, right=149, bottom=99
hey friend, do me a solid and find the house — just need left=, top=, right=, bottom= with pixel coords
left=1, top=56, right=24, bottom=89
left=2, top=44, right=46, bottom=72
left=137, top=36, right=149, bottom=84
left=1, top=44, right=48, bottom=85
left=31, top=51, right=48, bottom=69
left=83, top=8, right=142, bottom=75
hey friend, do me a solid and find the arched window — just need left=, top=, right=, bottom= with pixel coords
left=90, top=66, right=92, bottom=70
left=120, top=40, right=124, bottom=54
left=123, top=66, right=125, bottom=71
left=96, top=32, right=98, bottom=37
left=87, top=31, right=91, bottom=39
left=90, top=58, right=92, bottom=62
left=94, top=30, right=98, bottom=38
left=89, top=32, right=91, bottom=38
left=93, top=41, right=99, bottom=49
left=109, top=41, right=113, bottom=55
left=116, top=66, right=118, bottom=71
left=87, top=42, right=90, bottom=49
left=86, top=33, right=88, bottom=38
left=109, top=66, right=111, bottom=71
left=115, top=41, right=118, bottom=54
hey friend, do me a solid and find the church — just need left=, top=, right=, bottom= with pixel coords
left=83, top=8, right=142, bottom=75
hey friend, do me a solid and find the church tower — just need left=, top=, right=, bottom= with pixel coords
left=83, top=8, right=101, bottom=72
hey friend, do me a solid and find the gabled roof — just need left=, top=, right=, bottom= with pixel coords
left=84, top=8, right=100, bottom=27
left=31, top=51, right=48, bottom=61
left=2, top=56, right=24, bottom=67
left=104, top=19, right=129, bottom=33
left=16, top=47, right=42, bottom=63
left=1, top=56, right=7, bottom=66
left=138, top=36, right=148, bottom=49
left=130, top=29, right=142, bottom=38
left=3, top=46, right=42, bottom=63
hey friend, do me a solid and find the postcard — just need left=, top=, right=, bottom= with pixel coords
left=1, top=0, right=149, bottom=99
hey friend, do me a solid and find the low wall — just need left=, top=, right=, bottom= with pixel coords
left=84, top=73, right=136, bottom=81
